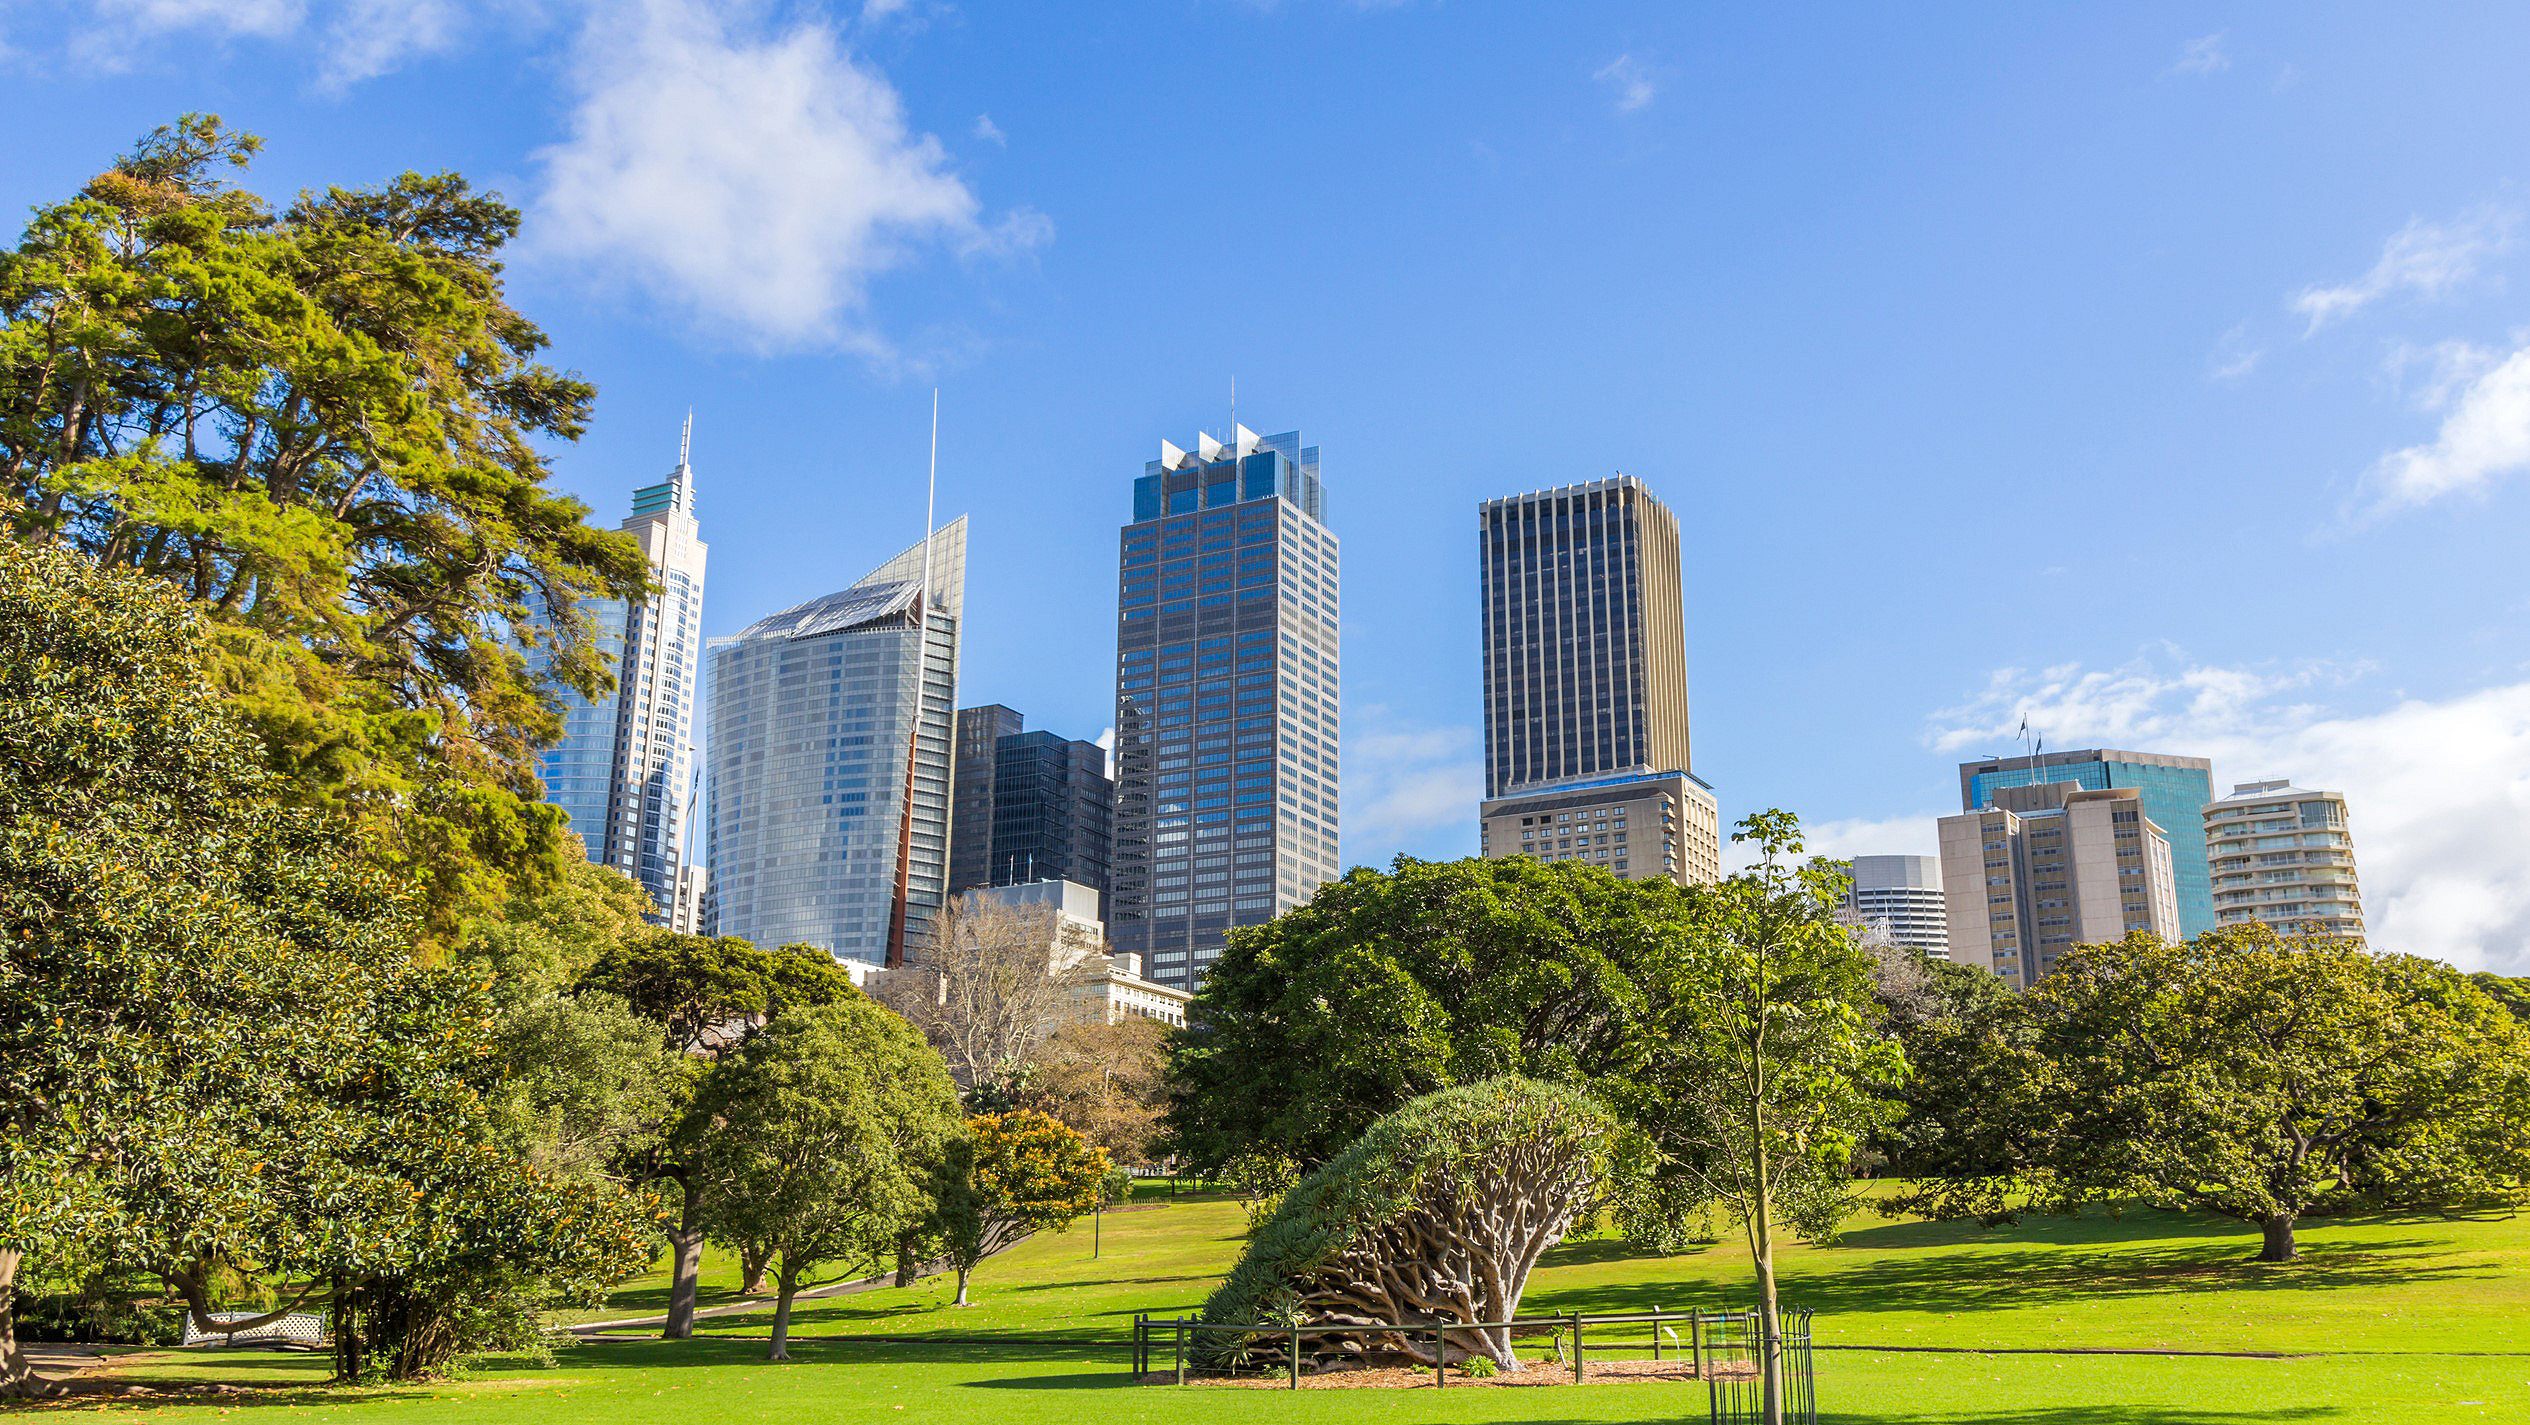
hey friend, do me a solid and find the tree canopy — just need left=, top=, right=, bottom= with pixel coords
left=0, top=542, right=650, bottom=1394
left=1167, top=855, right=1692, bottom=1168
left=0, top=115, right=649, bottom=943
left=933, top=1110, right=1107, bottom=1306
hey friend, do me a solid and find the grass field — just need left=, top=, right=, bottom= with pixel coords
left=34, top=1189, right=2530, bottom=1423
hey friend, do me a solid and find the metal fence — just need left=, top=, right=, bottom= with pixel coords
left=1698, top=1308, right=1815, bottom=1425
left=1128, top=1306, right=1788, bottom=1390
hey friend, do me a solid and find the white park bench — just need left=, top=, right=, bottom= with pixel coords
left=180, top=1311, right=329, bottom=1350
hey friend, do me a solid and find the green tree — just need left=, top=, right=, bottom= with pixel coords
left=1167, top=855, right=1691, bottom=1168
left=2027, top=926, right=2530, bottom=1262
left=690, top=1001, right=962, bottom=1361
left=933, top=1111, right=1107, bottom=1306
left=0, top=543, right=650, bottom=1396
left=0, top=115, right=649, bottom=945
left=1612, top=811, right=1903, bottom=1425
left=567, top=931, right=862, bottom=1337
left=1867, top=949, right=2047, bottom=1221
left=2471, top=971, right=2530, bottom=1027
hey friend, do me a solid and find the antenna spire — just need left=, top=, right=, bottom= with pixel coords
left=678, top=409, right=693, bottom=471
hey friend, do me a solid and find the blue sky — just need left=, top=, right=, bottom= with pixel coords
left=5, top=2, right=2527, bottom=970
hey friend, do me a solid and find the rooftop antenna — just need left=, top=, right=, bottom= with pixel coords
left=678, top=409, right=693, bottom=471
left=886, top=391, right=943, bottom=969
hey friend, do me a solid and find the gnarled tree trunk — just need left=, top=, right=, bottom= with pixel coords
left=739, top=1242, right=772, bottom=1297
left=1, top=1250, right=67, bottom=1400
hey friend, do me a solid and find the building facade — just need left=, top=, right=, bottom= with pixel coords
left=1473, top=476, right=1721, bottom=885
left=535, top=426, right=708, bottom=920
left=1957, top=748, right=2217, bottom=939
left=947, top=704, right=1024, bottom=896
left=1939, top=783, right=2181, bottom=989
left=964, top=879, right=1190, bottom=1028
left=2203, top=779, right=2365, bottom=942
left=1845, top=854, right=1949, bottom=958
left=1108, top=426, right=1340, bottom=989
left=704, top=520, right=965, bottom=967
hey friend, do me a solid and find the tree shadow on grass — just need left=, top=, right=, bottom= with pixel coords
left=1830, top=1408, right=2344, bottom=1425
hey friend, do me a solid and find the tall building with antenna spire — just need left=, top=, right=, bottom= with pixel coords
left=535, top=418, right=710, bottom=923
left=704, top=520, right=966, bottom=966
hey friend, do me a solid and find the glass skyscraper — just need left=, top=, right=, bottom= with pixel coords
left=1958, top=748, right=2217, bottom=939
left=704, top=520, right=965, bottom=967
left=946, top=706, right=1114, bottom=912
left=1108, top=426, right=1339, bottom=989
left=534, top=427, right=708, bottom=923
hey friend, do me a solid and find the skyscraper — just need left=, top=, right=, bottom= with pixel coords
left=945, top=706, right=1114, bottom=910
left=1957, top=749, right=2217, bottom=938
left=947, top=704, right=1024, bottom=895
left=1108, top=425, right=1340, bottom=989
left=2204, top=779, right=2365, bottom=942
left=1473, top=476, right=1721, bottom=885
left=1939, top=782, right=2181, bottom=988
left=1844, top=854, right=1950, bottom=958
left=704, top=520, right=965, bottom=967
left=535, top=422, right=709, bottom=920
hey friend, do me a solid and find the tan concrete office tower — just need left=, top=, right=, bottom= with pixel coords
left=1474, top=477, right=1720, bottom=885
left=2203, top=779, right=2365, bottom=942
left=1939, top=783, right=2181, bottom=989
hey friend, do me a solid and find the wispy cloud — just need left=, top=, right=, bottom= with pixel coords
left=1340, top=712, right=1481, bottom=868
left=70, top=0, right=478, bottom=84
left=2365, top=344, right=2530, bottom=508
left=2207, top=323, right=2264, bottom=382
left=1593, top=53, right=1656, bottom=114
left=1929, top=658, right=2530, bottom=973
left=2291, top=206, right=2518, bottom=335
left=971, top=113, right=1005, bottom=146
left=2171, top=31, right=2230, bottom=76
left=529, top=0, right=1047, bottom=355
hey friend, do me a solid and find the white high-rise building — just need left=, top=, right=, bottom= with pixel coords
left=536, top=423, right=708, bottom=920
left=2203, top=780, right=2365, bottom=943
left=1845, top=854, right=1949, bottom=958
left=705, top=520, right=965, bottom=967
left=1939, top=782, right=2181, bottom=989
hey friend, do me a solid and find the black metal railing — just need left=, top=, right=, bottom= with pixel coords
left=1127, top=1306, right=1788, bottom=1390
left=1699, top=1308, right=1815, bottom=1425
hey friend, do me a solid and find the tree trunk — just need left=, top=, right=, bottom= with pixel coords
left=893, top=1231, right=919, bottom=1288
left=663, top=1176, right=706, bottom=1340
left=954, top=1266, right=971, bottom=1307
left=767, top=1263, right=798, bottom=1363
left=0, top=1250, right=66, bottom=1400
left=1752, top=1062, right=1784, bottom=1425
left=2259, top=1213, right=2297, bottom=1263
left=739, top=1243, right=771, bottom=1297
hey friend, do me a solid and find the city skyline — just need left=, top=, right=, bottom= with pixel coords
left=44, top=7, right=2524, bottom=972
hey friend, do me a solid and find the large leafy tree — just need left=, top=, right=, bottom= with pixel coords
left=1867, top=948, right=2047, bottom=1218
left=2026, top=926, right=2530, bottom=1262
left=690, top=1002, right=964, bottom=1361
left=566, top=931, right=863, bottom=1337
left=1018, top=1017, right=1172, bottom=1167
left=933, top=1111, right=1107, bottom=1307
left=1167, top=855, right=1692, bottom=1168
left=1611, top=812, right=1904, bottom=1425
left=0, top=115, right=648, bottom=943
left=0, top=543, right=650, bottom=1396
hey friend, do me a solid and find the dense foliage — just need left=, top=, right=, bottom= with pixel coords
left=1167, top=856, right=1692, bottom=1168
left=1199, top=1078, right=1613, bottom=1372
left=0, top=116, right=648, bottom=944
left=933, top=1111, right=1107, bottom=1306
left=691, top=1001, right=964, bottom=1360
left=0, top=543, right=651, bottom=1394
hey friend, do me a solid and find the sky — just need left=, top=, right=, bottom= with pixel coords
left=3, top=2, right=2526, bottom=972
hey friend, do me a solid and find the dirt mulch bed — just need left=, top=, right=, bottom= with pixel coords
left=1144, top=1359, right=1742, bottom=1389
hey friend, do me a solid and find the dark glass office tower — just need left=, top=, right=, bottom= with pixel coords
left=1109, top=426, right=1339, bottom=989
left=947, top=704, right=1023, bottom=895
left=989, top=731, right=1114, bottom=907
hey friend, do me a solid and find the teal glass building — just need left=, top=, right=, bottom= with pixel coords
left=1957, top=749, right=2217, bottom=940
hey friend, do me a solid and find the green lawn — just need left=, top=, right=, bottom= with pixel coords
left=42, top=1190, right=2530, bottom=1423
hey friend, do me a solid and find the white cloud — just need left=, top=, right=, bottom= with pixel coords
left=1930, top=659, right=2530, bottom=974
left=69, top=0, right=474, bottom=82
left=314, top=0, right=468, bottom=88
left=2208, top=323, right=2264, bottom=382
left=2171, top=32, right=2230, bottom=76
left=2292, top=207, right=2518, bottom=334
left=1340, top=714, right=1481, bottom=868
left=530, top=0, right=1046, bottom=353
left=971, top=112, right=1005, bottom=146
left=1593, top=54, right=1656, bottom=114
left=2365, top=345, right=2530, bottom=508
